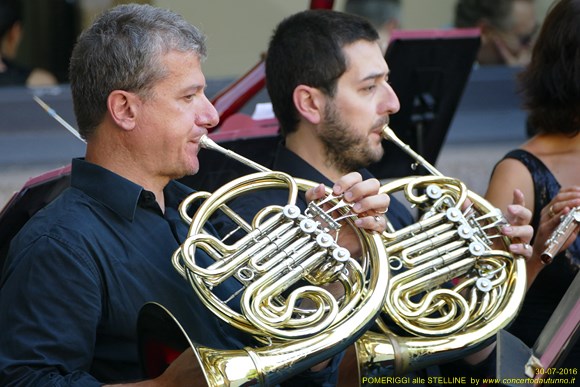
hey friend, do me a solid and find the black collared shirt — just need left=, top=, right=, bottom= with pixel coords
left=0, top=158, right=252, bottom=385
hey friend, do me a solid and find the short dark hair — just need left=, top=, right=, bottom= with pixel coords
left=518, top=0, right=580, bottom=136
left=265, top=9, right=379, bottom=137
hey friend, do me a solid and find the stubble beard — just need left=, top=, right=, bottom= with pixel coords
left=319, top=101, right=385, bottom=175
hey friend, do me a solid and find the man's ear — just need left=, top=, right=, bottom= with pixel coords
left=293, top=85, right=325, bottom=125
left=108, top=90, right=139, bottom=131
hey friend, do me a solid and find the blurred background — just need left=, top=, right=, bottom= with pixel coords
left=0, top=0, right=555, bottom=206
left=15, top=0, right=554, bottom=81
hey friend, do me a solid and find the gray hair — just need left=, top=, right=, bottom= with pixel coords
left=69, top=3, right=207, bottom=140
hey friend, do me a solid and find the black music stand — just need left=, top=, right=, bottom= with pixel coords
left=369, top=28, right=480, bottom=178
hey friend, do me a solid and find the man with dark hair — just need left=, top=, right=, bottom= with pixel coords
left=213, top=9, right=412, bottom=237
left=215, top=8, right=535, bottom=384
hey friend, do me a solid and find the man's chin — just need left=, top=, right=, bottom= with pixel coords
left=186, top=166, right=200, bottom=177
left=176, top=163, right=200, bottom=179
left=370, top=144, right=385, bottom=162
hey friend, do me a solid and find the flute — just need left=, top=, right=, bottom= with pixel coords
left=541, top=206, right=580, bottom=264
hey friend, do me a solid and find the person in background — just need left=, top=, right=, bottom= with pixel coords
left=454, top=0, right=538, bottom=66
left=344, top=0, right=401, bottom=53
left=485, top=0, right=580, bottom=379
left=210, top=9, right=534, bottom=385
left=0, top=3, right=390, bottom=386
left=0, top=0, right=56, bottom=86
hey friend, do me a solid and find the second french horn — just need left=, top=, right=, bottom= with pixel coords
left=344, top=126, right=527, bottom=382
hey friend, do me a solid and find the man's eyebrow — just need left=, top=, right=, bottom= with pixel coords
left=361, top=71, right=389, bottom=82
left=182, top=84, right=206, bottom=94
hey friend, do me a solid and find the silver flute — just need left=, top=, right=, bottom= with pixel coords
left=541, top=206, right=580, bottom=264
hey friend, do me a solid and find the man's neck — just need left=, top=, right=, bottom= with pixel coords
left=285, top=130, right=344, bottom=183
left=85, top=139, right=168, bottom=213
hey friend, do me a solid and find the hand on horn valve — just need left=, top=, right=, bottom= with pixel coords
left=305, top=172, right=390, bottom=257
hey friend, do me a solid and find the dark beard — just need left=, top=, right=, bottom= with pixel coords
left=318, top=101, right=384, bottom=174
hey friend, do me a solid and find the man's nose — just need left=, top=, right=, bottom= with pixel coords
left=196, top=95, right=220, bottom=129
left=380, top=83, right=400, bottom=116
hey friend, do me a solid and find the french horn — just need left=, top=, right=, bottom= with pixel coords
left=166, top=135, right=390, bottom=386
left=142, top=125, right=526, bottom=386
left=341, top=126, right=527, bottom=383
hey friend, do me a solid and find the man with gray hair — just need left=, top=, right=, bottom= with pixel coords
left=0, top=3, right=389, bottom=386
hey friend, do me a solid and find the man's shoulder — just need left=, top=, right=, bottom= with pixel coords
left=12, top=188, right=102, bottom=244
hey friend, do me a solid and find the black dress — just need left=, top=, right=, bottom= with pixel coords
left=500, top=149, right=580, bottom=373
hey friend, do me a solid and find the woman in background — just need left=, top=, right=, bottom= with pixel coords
left=485, top=0, right=580, bottom=376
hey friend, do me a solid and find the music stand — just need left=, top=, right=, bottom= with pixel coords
left=369, top=28, right=481, bottom=178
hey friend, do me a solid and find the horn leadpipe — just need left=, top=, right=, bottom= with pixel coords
left=381, top=125, right=442, bottom=177
left=200, top=134, right=271, bottom=173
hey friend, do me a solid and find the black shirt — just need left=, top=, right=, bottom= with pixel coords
left=0, top=158, right=255, bottom=385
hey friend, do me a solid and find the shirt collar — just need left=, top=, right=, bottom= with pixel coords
left=71, top=158, right=143, bottom=221
left=70, top=158, right=193, bottom=221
